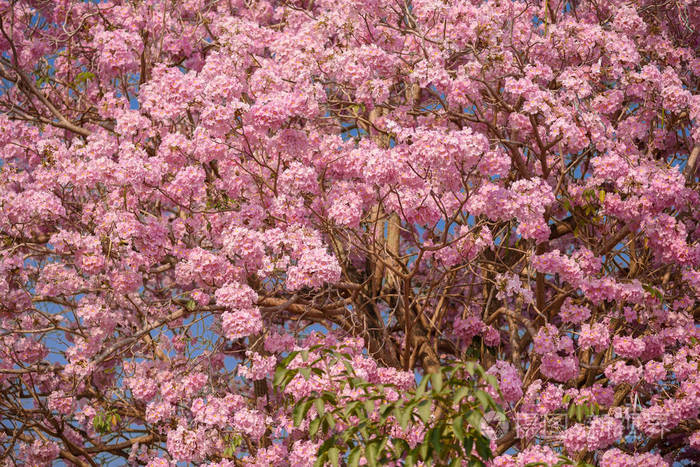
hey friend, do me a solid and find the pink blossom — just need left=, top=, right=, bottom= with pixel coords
left=579, top=322, right=611, bottom=353
left=561, top=424, right=588, bottom=454
left=605, top=361, right=642, bottom=386
left=47, top=391, right=75, bottom=415
left=487, top=360, right=523, bottom=404
left=222, top=308, right=263, bottom=340
left=238, top=351, right=277, bottom=380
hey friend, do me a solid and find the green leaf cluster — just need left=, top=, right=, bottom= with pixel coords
left=562, top=394, right=600, bottom=423
left=274, top=348, right=505, bottom=466
left=92, top=409, right=121, bottom=435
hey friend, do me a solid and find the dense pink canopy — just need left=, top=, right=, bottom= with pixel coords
left=0, top=0, right=699, bottom=465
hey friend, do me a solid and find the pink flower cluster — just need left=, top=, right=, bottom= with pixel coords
left=561, top=416, right=623, bottom=454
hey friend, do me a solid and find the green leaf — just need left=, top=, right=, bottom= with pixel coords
left=318, top=437, right=336, bottom=456
left=293, top=399, right=312, bottom=426
left=463, top=437, right=473, bottom=457
left=392, top=439, right=409, bottom=458
left=405, top=451, right=417, bottom=467
left=484, top=374, right=499, bottom=389
left=460, top=361, right=474, bottom=376
left=342, top=359, right=356, bottom=375
left=380, top=403, right=393, bottom=421
left=642, top=284, right=664, bottom=302
left=399, top=406, right=412, bottom=430
left=230, top=435, right=242, bottom=450
left=324, top=412, right=336, bottom=431
left=576, top=404, right=584, bottom=422
left=273, top=367, right=288, bottom=386
left=300, top=367, right=311, bottom=379
left=475, top=436, right=491, bottom=460
left=327, top=447, right=340, bottom=467
left=341, top=426, right=358, bottom=443
left=431, top=372, right=444, bottom=392
left=281, top=350, right=299, bottom=365
left=314, top=398, right=325, bottom=417
left=453, top=387, right=470, bottom=406
left=417, top=400, right=431, bottom=424
left=377, top=437, right=389, bottom=458
left=309, top=417, right=321, bottom=438
left=366, top=440, right=378, bottom=466
left=467, top=410, right=483, bottom=435
left=344, top=401, right=360, bottom=418
left=475, top=390, right=495, bottom=411
left=364, top=399, right=375, bottom=416
left=75, top=71, right=95, bottom=84
left=452, top=414, right=465, bottom=441
left=418, top=439, right=429, bottom=461
left=350, top=377, right=366, bottom=389
left=348, top=447, right=362, bottom=467
left=430, top=424, right=444, bottom=457
left=563, top=198, right=572, bottom=213
left=416, top=376, right=430, bottom=396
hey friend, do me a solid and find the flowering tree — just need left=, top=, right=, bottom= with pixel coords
left=1, top=0, right=699, bottom=465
